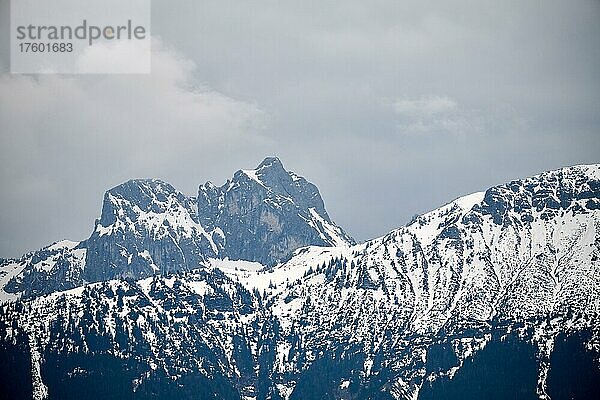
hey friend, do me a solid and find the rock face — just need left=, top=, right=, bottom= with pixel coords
left=197, top=157, right=353, bottom=265
left=1, top=163, right=599, bottom=400
left=0, top=157, right=353, bottom=300
left=84, top=179, right=220, bottom=282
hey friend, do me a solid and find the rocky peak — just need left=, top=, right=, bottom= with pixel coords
left=198, top=157, right=354, bottom=265
left=98, top=179, right=191, bottom=228
left=257, top=155, right=284, bottom=169
left=231, top=157, right=327, bottom=214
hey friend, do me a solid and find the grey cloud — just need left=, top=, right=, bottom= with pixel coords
left=0, top=0, right=599, bottom=257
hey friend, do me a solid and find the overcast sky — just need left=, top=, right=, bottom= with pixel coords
left=1, top=0, right=599, bottom=258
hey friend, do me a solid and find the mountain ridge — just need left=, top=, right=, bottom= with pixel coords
left=0, top=161, right=599, bottom=400
left=0, top=157, right=353, bottom=302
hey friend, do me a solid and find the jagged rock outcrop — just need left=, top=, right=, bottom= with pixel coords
left=197, top=156, right=353, bottom=265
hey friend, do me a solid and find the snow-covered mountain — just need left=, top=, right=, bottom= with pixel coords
left=1, top=162, right=599, bottom=400
left=0, top=157, right=353, bottom=301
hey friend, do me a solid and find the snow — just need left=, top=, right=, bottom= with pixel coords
left=46, top=285, right=86, bottom=301
left=453, top=191, right=485, bottom=211
left=72, top=248, right=86, bottom=260
left=96, top=223, right=113, bottom=236
left=212, top=227, right=225, bottom=238
left=217, top=245, right=354, bottom=295
left=30, top=335, right=48, bottom=400
left=47, top=240, right=79, bottom=251
left=210, top=257, right=266, bottom=289
left=33, top=258, right=55, bottom=272
left=275, top=341, right=292, bottom=369
left=241, top=169, right=266, bottom=188
left=186, top=280, right=211, bottom=296
left=363, top=358, right=374, bottom=376
left=137, top=276, right=154, bottom=293
left=164, top=277, right=176, bottom=288
left=289, top=171, right=303, bottom=182
left=275, top=383, right=295, bottom=400
left=397, top=191, right=485, bottom=249
left=139, top=250, right=159, bottom=272
left=308, top=207, right=350, bottom=247
left=0, top=262, right=26, bottom=303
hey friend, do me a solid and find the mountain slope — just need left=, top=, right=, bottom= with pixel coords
left=1, top=163, right=599, bottom=400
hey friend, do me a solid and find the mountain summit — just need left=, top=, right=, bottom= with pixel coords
left=0, top=157, right=353, bottom=300
left=198, top=156, right=354, bottom=265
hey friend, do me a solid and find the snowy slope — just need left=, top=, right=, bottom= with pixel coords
left=0, top=163, right=599, bottom=400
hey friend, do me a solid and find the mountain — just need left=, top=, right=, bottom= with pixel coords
left=0, top=157, right=353, bottom=301
left=1, top=162, right=599, bottom=400
left=196, top=157, right=353, bottom=264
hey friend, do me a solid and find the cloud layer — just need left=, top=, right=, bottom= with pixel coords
left=0, top=38, right=268, bottom=255
left=1, top=0, right=599, bottom=256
